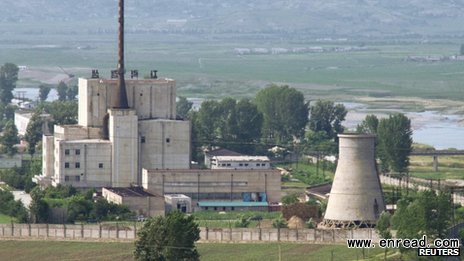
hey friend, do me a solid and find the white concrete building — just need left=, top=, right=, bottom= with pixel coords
left=33, top=77, right=191, bottom=188
left=211, top=156, right=270, bottom=170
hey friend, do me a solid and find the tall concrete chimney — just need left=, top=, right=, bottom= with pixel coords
left=322, top=134, right=385, bottom=228
left=115, top=0, right=129, bottom=109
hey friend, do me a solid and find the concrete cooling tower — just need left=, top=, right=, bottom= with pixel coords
left=322, top=134, right=385, bottom=228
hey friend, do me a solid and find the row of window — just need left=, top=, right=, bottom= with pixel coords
left=216, top=163, right=267, bottom=167
left=140, top=136, right=171, bottom=143
left=64, top=175, right=80, bottom=182
left=64, top=162, right=104, bottom=169
left=64, top=149, right=80, bottom=155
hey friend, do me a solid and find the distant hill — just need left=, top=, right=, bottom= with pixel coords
left=2, top=0, right=464, bottom=37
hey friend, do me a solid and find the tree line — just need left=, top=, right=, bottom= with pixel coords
left=180, top=84, right=413, bottom=175
left=0, top=62, right=78, bottom=157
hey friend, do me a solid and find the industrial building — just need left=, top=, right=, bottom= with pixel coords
left=32, top=0, right=281, bottom=216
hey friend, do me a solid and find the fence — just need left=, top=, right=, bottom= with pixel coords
left=0, top=223, right=379, bottom=243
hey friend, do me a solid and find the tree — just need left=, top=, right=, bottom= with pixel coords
left=56, top=81, right=68, bottom=101
left=0, top=63, right=19, bottom=104
left=38, top=85, right=51, bottom=102
left=376, top=211, right=392, bottom=260
left=24, top=111, right=44, bottom=157
left=255, top=85, right=309, bottom=144
left=308, top=100, right=347, bottom=141
left=134, top=211, right=200, bottom=261
left=66, top=85, right=78, bottom=100
left=1, top=120, right=19, bottom=156
left=392, top=190, right=452, bottom=255
left=29, top=187, right=49, bottom=223
left=281, top=193, right=299, bottom=205
left=356, top=114, right=379, bottom=134
left=45, top=101, right=78, bottom=125
left=191, top=98, right=263, bottom=154
left=176, top=96, right=193, bottom=119
left=377, top=113, right=412, bottom=173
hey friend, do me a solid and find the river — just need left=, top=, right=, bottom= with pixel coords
left=15, top=88, right=464, bottom=149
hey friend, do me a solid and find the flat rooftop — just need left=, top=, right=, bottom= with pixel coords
left=213, top=156, right=270, bottom=162
left=103, top=187, right=156, bottom=197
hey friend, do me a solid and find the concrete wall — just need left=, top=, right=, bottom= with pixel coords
left=139, top=119, right=190, bottom=172
left=0, top=223, right=379, bottom=244
left=42, top=135, right=54, bottom=178
left=109, top=109, right=138, bottom=187
left=102, top=188, right=165, bottom=217
left=78, top=78, right=177, bottom=128
left=14, top=112, right=32, bottom=136
left=52, top=140, right=112, bottom=188
left=142, top=169, right=281, bottom=203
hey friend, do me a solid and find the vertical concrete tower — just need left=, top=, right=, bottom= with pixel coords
left=322, top=134, right=385, bottom=228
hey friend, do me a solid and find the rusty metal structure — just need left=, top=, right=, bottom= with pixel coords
left=321, top=134, right=385, bottom=228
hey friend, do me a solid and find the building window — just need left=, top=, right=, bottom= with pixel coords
left=65, top=149, right=70, bottom=155
left=75, top=162, right=80, bottom=168
left=75, top=176, right=80, bottom=182
left=231, top=207, right=235, bottom=211
left=221, top=163, right=226, bottom=167
left=227, top=163, right=231, bottom=166
left=256, top=163, right=260, bottom=167
left=239, top=163, right=243, bottom=167
left=141, top=136, right=146, bottom=143
left=262, top=163, right=266, bottom=167
left=75, top=149, right=80, bottom=155
left=166, top=138, right=170, bottom=143
left=244, top=163, right=249, bottom=167
left=222, top=207, right=226, bottom=211
left=64, top=162, right=70, bottom=168
left=214, top=207, right=217, bottom=211
left=65, top=176, right=69, bottom=181
left=99, top=163, right=104, bottom=169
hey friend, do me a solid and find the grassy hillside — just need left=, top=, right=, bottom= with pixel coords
left=1, top=0, right=464, bottom=37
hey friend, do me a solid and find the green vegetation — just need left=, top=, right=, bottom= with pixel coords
left=0, top=189, right=28, bottom=223
left=277, top=161, right=334, bottom=186
left=192, top=210, right=280, bottom=221
left=0, top=213, right=13, bottom=223
left=409, top=155, right=464, bottom=180
left=28, top=186, right=133, bottom=224
left=0, top=241, right=389, bottom=261
left=0, top=159, right=40, bottom=192
left=135, top=211, right=200, bottom=261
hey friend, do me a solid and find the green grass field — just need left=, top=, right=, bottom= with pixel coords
left=0, top=240, right=390, bottom=261
left=4, top=30, right=464, bottom=102
left=409, top=155, right=464, bottom=180
left=0, top=214, right=14, bottom=224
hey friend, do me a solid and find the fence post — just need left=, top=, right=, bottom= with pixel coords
left=81, top=224, right=84, bottom=238
left=277, top=227, right=280, bottom=242
left=133, top=222, right=137, bottom=239
left=28, top=223, right=31, bottom=237
left=259, top=227, right=262, bottom=241
left=46, top=223, right=49, bottom=238
left=205, top=227, right=209, bottom=241
left=116, top=223, right=119, bottom=239
left=63, top=224, right=66, bottom=238
left=99, top=223, right=102, bottom=239
left=11, top=221, right=14, bottom=236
